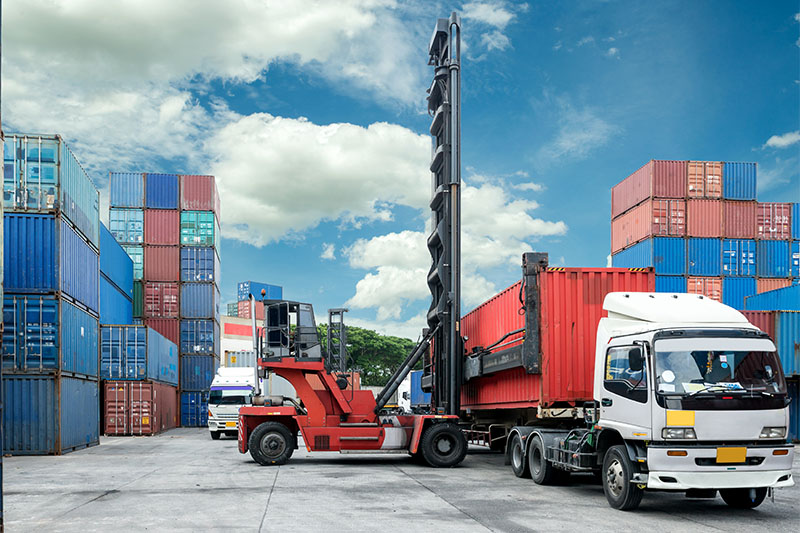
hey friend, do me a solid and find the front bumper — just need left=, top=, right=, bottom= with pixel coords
left=209, top=420, right=239, bottom=431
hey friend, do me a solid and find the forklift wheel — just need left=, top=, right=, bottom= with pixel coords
left=249, top=422, right=295, bottom=466
left=420, top=423, right=467, bottom=468
left=210, top=431, right=221, bottom=440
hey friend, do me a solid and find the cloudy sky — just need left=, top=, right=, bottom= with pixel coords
left=3, top=1, right=799, bottom=338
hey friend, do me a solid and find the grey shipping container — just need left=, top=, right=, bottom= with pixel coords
left=180, top=283, right=220, bottom=320
left=109, top=172, right=144, bottom=208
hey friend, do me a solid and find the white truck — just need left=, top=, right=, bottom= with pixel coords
left=507, top=292, right=794, bottom=510
left=208, top=367, right=258, bottom=440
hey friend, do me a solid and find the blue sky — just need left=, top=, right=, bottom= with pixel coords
left=3, top=1, right=799, bottom=338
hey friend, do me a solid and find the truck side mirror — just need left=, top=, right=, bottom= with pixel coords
left=628, top=347, right=644, bottom=373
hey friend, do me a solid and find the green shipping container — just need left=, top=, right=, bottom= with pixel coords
left=180, top=211, right=219, bottom=250
left=133, top=281, right=143, bottom=317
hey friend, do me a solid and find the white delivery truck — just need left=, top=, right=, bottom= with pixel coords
left=208, top=367, right=258, bottom=439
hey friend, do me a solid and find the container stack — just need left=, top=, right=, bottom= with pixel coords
left=236, top=281, right=283, bottom=321
left=226, top=302, right=239, bottom=317
left=611, top=160, right=798, bottom=309
left=108, top=172, right=220, bottom=427
left=100, top=223, right=133, bottom=325
left=2, top=134, right=101, bottom=455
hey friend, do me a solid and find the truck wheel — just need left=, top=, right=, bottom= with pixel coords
left=509, top=435, right=529, bottom=478
left=528, top=435, right=559, bottom=485
left=602, top=445, right=643, bottom=510
left=248, top=422, right=295, bottom=466
left=420, top=423, right=467, bottom=468
left=210, top=431, right=221, bottom=440
left=719, top=488, right=768, bottom=509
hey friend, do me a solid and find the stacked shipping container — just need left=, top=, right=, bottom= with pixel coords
left=2, top=134, right=100, bottom=454
left=236, top=281, right=283, bottom=320
left=611, top=160, right=798, bottom=310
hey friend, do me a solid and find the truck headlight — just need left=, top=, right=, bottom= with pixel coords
left=662, top=427, right=697, bottom=439
left=759, top=427, right=786, bottom=439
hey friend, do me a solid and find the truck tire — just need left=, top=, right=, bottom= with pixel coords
left=420, top=423, right=467, bottom=468
left=719, top=488, right=768, bottom=509
left=248, top=422, right=295, bottom=466
left=509, top=434, right=529, bottom=478
left=528, top=435, right=560, bottom=485
left=210, top=431, right=221, bottom=440
left=602, top=445, right=643, bottom=510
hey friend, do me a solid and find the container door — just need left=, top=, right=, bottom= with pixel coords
left=598, top=341, right=651, bottom=438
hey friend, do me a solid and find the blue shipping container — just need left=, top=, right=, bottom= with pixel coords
left=145, top=173, right=179, bottom=209
left=722, top=277, right=756, bottom=311
left=611, top=237, right=686, bottom=275
left=757, top=240, right=791, bottom=278
left=99, top=275, right=133, bottom=325
left=793, top=204, right=800, bottom=240
left=109, top=172, right=144, bottom=208
left=722, top=239, right=756, bottom=277
left=792, top=241, right=799, bottom=278
left=745, top=284, right=800, bottom=311
left=100, top=325, right=178, bottom=385
left=2, top=294, right=99, bottom=377
left=181, top=247, right=220, bottom=283
left=180, top=319, right=220, bottom=355
left=788, top=379, right=799, bottom=442
left=775, top=312, right=800, bottom=376
left=180, top=354, right=218, bottom=391
left=655, top=275, right=686, bottom=293
left=100, top=223, right=133, bottom=297
left=722, top=162, right=757, bottom=200
left=2, top=374, right=99, bottom=454
left=688, top=238, right=721, bottom=276
left=4, top=213, right=100, bottom=313
left=180, top=283, right=220, bottom=320
left=237, top=281, right=283, bottom=302
left=3, top=134, right=99, bottom=247
left=109, top=208, right=143, bottom=245
left=180, top=391, right=208, bottom=427
left=410, top=370, right=431, bottom=408
left=122, top=245, right=143, bottom=280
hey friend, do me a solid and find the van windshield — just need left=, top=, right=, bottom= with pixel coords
left=209, top=388, right=252, bottom=405
left=654, top=338, right=786, bottom=396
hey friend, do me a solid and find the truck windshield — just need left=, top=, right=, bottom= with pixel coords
left=654, top=337, right=786, bottom=396
left=209, top=389, right=252, bottom=405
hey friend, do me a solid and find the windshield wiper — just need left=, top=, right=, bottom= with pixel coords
left=686, top=384, right=741, bottom=397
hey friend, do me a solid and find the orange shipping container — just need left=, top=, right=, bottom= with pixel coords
left=757, top=278, right=791, bottom=294
left=687, top=277, right=722, bottom=302
left=722, top=201, right=757, bottom=239
left=687, top=199, right=722, bottom=237
left=688, top=161, right=722, bottom=198
left=611, top=199, right=686, bottom=253
left=611, top=160, right=687, bottom=218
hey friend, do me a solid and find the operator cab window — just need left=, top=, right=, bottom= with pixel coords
left=604, top=346, right=648, bottom=403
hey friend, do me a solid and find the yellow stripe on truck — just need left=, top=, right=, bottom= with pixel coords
left=666, top=410, right=695, bottom=426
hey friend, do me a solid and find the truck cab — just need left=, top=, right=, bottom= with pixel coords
left=208, top=367, right=258, bottom=440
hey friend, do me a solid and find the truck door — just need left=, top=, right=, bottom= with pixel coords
left=599, top=343, right=651, bottom=439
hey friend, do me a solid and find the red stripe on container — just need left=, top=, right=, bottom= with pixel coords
left=722, top=201, right=757, bottom=239
left=143, top=245, right=180, bottom=281
left=756, top=203, right=792, bottom=240
left=144, top=209, right=179, bottom=245
left=687, top=199, right=722, bottom=238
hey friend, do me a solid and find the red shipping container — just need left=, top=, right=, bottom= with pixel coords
left=687, top=199, right=722, bottom=237
left=144, top=318, right=180, bottom=345
left=687, top=277, right=722, bottom=302
left=460, top=266, right=654, bottom=410
left=143, top=245, right=180, bottom=281
left=144, top=209, right=180, bottom=245
left=756, top=202, right=792, bottom=240
left=757, top=278, right=791, bottom=294
left=180, top=174, right=219, bottom=215
left=722, top=201, right=757, bottom=239
left=143, top=282, right=179, bottom=318
left=238, top=299, right=265, bottom=321
left=741, top=310, right=777, bottom=341
left=611, top=198, right=685, bottom=253
left=104, top=381, right=178, bottom=436
left=688, top=161, right=722, bottom=198
left=611, top=160, right=687, bottom=218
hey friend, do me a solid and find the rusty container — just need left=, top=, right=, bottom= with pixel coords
left=722, top=201, right=757, bottom=239
left=611, top=160, right=687, bottom=218
left=687, top=276, right=722, bottom=302
left=144, top=209, right=180, bottom=245
left=687, top=199, right=722, bottom=238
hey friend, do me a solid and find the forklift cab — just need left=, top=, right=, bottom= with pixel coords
left=259, top=300, right=323, bottom=361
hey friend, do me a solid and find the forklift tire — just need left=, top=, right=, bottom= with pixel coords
left=719, top=488, right=768, bottom=509
left=210, top=431, right=221, bottom=440
left=249, top=422, right=295, bottom=466
left=528, top=435, right=560, bottom=485
left=420, top=423, right=467, bottom=468
left=509, top=435, right=530, bottom=478
left=602, top=445, right=644, bottom=511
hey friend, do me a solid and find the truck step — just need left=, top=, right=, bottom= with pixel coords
left=339, top=423, right=379, bottom=427
left=339, top=436, right=380, bottom=441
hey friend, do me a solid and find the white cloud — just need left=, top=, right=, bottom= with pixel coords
left=606, top=47, right=620, bottom=58
left=482, top=30, right=512, bottom=51
left=553, top=41, right=563, bottom=51
left=321, top=243, right=336, bottom=261
left=757, top=156, right=798, bottom=192
left=462, top=2, right=515, bottom=29
left=538, top=100, right=620, bottom=162
left=764, top=131, right=800, bottom=149
left=577, top=36, right=595, bottom=46
left=514, top=182, right=544, bottom=192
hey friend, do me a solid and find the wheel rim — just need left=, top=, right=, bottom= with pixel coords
left=434, top=434, right=455, bottom=455
left=260, top=432, right=286, bottom=459
left=512, top=441, right=523, bottom=469
left=606, top=458, right=625, bottom=498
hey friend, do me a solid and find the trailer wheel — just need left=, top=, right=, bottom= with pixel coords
left=509, top=435, right=529, bottom=478
left=528, top=435, right=560, bottom=485
left=210, top=431, right=221, bottom=440
left=249, top=422, right=295, bottom=466
left=420, top=423, right=467, bottom=468
left=602, top=445, right=643, bottom=510
left=719, top=488, right=768, bottom=509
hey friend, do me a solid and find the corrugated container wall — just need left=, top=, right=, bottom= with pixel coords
left=741, top=311, right=776, bottom=340
left=180, top=391, right=209, bottom=427
left=757, top=203, right=792, bottom=240
left=687, top=199, right=722, bottom=237
left=722, top=162, right=757, bottom=200
left=611, top=237, right=685, bottom=275
left=687, top=161, right=722, bottom=198
left=722, top=239, right=756, bottom=277
left=237, top=282, right=283, bottom=301
left=721, top=277, right=756, bottom=310
left=3, top=134, right=100, bottom=247
left=611, top=199, right=685, bottom=254
left=757, top=278, right=791, bottom=294
left=104, top=381, right=178, bottom=436
left=144, top=318, right=180, bottom=346
left=237, top=299, right=265, bottom=321
left=3, top=294, right=99, bottom=377
left=143, top=245, right=179, bottom=281
left=180, top=319, right=220, bottom=355
left=410, top=370, right=431, bottom=407
left=180, top=175, right=218, bottom=213
left=180, top=211, right=219, bottom=248
left=180, top=247, right=220, bottom=283
left=757, top=241, right=790, bottom=278
left=611, top=160, right=686, bottom=218
left=224, top=350, right=257, bottom=368
left=181, top=283, right=220, bottom=320
left=100, top=223, right=133, bottom=298
left=100, top=276, right=134, bottom=325
left=123, top=245, right=143, bottom=279
left=687, top=277, right=722, bottom=301
left=745, top=284, right=800, bottom=311
left=793, top=203, right=800, bottom=240
left=789, top=380, right=800, bottom=442
left=722, top=201, right=757, bottom=239
left=142, top=282, right=179, bottom=318
left=144, top=173, right=179, bottom=209
left=775, top=312, right=799, bottom=376
left=109, top=172, right=144, bottom=208
left=180, top=354, right=219, bottom=391
left=687, top=238, right=721, bottom=276
left=100, top=325, right=178, bottom=385
left=109, top=208, right=143, bottom=244
left=133, top=280, right=143, bottom=317
left=792, top=241, right=799, bottom=278
left=2, top=375, right=99, bottom=455
left=655, top=275, right=686, bottom=292
left=144, top=210, right=180, bottom=245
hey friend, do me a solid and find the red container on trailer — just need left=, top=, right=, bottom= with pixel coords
left=688, top=161, right=722, bottom=198
left=180, top=174, right=219, bottom=215
left=103, top=381, right=178, bottom=436
left=741, top=310, right=777, bottom=341
left=756, top=203, right=792, bottom=240
left=144, top=209, right=180, bottom=245
left=757, top=278, right=791, bottom=294
left=687, top=276, right=722, bottom=302
left=687, top=199, right=722, bottom=237
left=238, top=299, right=265, bottom=321
left=611, top=160, right=687, bottom=218
left=460, top=263, right=654, bottom=411
left=143, top=245, right=180, bottom=281
left=142, top=282, right=179, bottom=318
left=611, top=198, right=685, bottom=253
left=144, top=318, right=180, bottom=345
left=722, top=201, right=757, bottom=239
